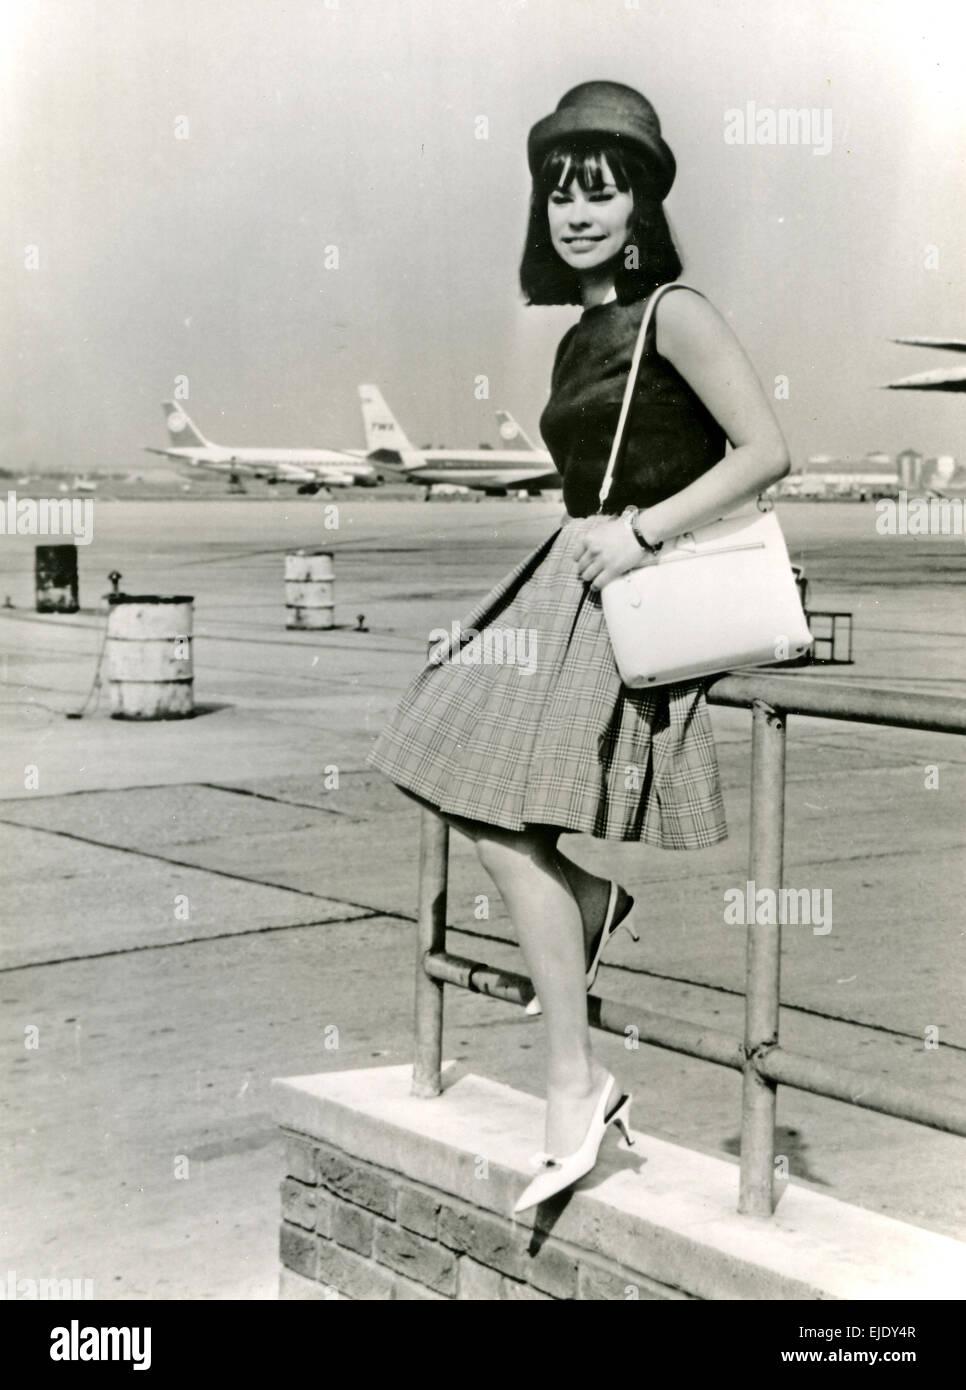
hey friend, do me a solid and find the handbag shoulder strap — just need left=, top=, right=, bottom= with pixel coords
left=596, top=282, right=707, bottom=513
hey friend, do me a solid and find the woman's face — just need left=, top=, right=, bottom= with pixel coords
left=547, top=156, right=634, bottom=274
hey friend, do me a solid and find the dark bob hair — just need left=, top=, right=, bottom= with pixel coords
left=519, top=140, right=682, bottom=306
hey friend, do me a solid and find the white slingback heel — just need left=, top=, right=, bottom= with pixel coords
left=513, top=1071, right=634, bottom=1214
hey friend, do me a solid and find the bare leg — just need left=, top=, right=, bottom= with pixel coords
left=406, top=788, right=624, bottom=965
left=517, top=827, right=627, bottom=959
left=433, top=808, right=617, bottom=1155
left=449, top=803, right=616, bottom=953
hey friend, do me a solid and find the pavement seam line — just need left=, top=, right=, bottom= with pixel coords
left=0, top=813, right=411, bottom=923
left=197, top=781, right=355, bottom=817
left=0, top=910, right=389, bottom=973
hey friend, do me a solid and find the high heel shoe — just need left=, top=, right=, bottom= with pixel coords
left=513, top=1071, right=634, bottom=1214
left=525, top=881, right=638, bottom=1017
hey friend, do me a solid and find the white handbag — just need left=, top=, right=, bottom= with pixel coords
left=598, top=283, right=813, bottom=687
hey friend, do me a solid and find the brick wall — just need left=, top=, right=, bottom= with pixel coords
left=278, top=1129, right=689, bottom=1301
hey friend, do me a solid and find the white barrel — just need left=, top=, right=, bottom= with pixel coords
left=106, top=595, right=194, bottom=719
left=285, top=550, right=334, bottom=630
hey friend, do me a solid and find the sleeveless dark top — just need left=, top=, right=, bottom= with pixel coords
left=539, top=290, right=726, bottom=518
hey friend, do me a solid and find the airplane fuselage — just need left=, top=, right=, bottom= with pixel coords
left=358, top=384, right=561, bottom=493
left=385, top=447, right=560, bottom=490
left=152, top=445, right=374, bottom=483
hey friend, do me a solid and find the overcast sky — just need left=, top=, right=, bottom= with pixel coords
left=3, top=0, right=965, bottom=473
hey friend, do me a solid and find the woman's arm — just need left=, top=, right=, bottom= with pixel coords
left=574, top=288, right=790, bottom=590
left=639, top=288, right=790, bottom=544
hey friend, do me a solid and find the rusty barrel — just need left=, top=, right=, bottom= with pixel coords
left=35, top=544, right=79, bottom=613
left=285, top=549, right=334, bottom=630
left=106, top=595, right=194, bottom=719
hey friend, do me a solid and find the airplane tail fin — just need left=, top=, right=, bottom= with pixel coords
left=495, top=410, right=538, bottom=451
left=358, top=384, right=417, bottom=459
left=163, top=400, right=211, bottom=448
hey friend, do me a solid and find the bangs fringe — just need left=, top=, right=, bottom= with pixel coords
left=539, top=145, right=634, bottom=197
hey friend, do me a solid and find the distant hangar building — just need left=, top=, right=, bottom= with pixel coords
left=780, top=451, right=899, bottom=498
left=780, top=449, right=963, bottom=497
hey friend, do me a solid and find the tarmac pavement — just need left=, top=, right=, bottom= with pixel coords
left=1, top=498, right=963, bottom=1298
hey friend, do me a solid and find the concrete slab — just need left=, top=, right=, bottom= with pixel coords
left=0, top=820, right=368, bottom=968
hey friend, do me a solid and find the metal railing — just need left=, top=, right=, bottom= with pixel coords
left=411, top=672, right=966, bottom=1217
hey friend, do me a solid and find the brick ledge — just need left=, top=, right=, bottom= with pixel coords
left=272, top=1062, right=966, bottom=1300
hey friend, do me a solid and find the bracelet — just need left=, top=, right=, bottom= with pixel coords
left=621, top=506, right=662, bottom=555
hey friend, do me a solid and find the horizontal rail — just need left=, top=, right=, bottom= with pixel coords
left=706, top=672, right=966, bottom=735
left=423, top=950, right=744, bottom=1067
left=422, top=950, right=966, bottom=1139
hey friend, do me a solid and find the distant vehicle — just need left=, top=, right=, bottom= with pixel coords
left=144, top=402, right=378, bottom=490
left=73, top=476, right=98, bottom=492
left=427, top=483, right=473, bottom=498
left=358, top=385, right=560, bottom=496
left=297, top=471, right=355, bottom=494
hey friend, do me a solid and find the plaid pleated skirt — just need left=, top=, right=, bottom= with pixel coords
left=365, top=515, right=727, bottom=848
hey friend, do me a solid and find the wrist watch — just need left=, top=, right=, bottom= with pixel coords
left=621, top=506, right=663, bottom=555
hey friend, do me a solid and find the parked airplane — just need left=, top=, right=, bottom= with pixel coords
left=884, top=338, right=966, bottom=393
left=358, top=385, right=560, bottom=495
left=144, top=402, right=378, bottom=488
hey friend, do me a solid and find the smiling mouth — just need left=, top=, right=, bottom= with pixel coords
left=563, top=235, right=605, bottom=244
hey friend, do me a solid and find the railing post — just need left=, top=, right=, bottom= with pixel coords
left=412, top=807, right=448, bottom=1097
left=739, top=699, right=787, bottom=1215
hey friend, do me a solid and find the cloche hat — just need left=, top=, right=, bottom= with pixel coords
left=527, top=80, right=676, bottom=199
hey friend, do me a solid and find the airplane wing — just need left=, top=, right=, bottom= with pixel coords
left=516, top=471, right=562, bottom=490
left=891, top=337, right=966, bottom=353
left=467, top=468, right=561, bottom=489
left=882, top=367, right=966, bottom=392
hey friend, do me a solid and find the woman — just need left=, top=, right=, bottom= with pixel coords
left=366, top=81, right=789, bottom=1213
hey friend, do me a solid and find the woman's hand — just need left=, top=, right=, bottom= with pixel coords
left=573, top=516, right=647, bottom=590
